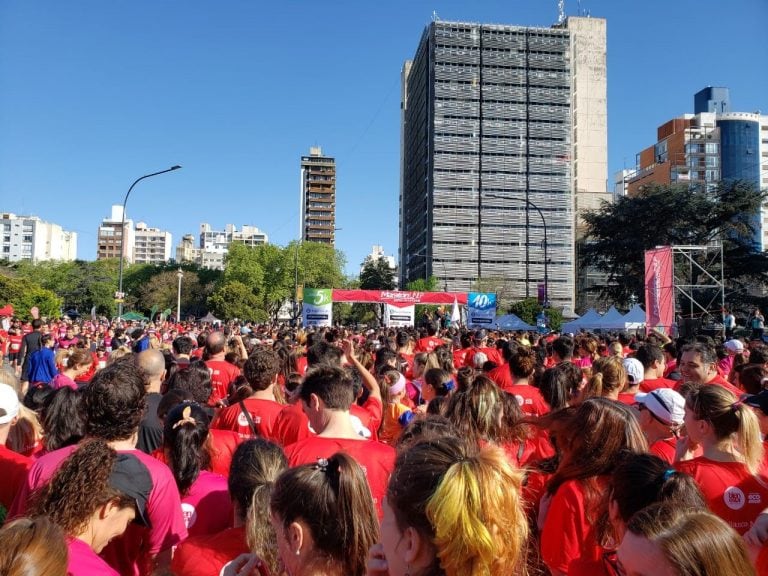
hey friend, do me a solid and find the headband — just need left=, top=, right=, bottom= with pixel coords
left=389, top=373, right=407, bottom=396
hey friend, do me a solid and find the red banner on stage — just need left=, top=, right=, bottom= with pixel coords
left=644, top=247, right=675, bottom=334
left=331, top=289, right=468, bottom=307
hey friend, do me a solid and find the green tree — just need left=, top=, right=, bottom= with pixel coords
left=0, top=275, right=61, bottom=320
left=360, top=258, right=397, bottom=290
left=581, top=181, right=768, bottom=307
left=207, top=281, right=267, bottom=322
left=406, top=276, right=440, bottom=324
left=508, top=297, right=563, bottom=332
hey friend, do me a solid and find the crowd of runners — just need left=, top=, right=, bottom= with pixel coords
left=2, top=314, right=768, bottom=575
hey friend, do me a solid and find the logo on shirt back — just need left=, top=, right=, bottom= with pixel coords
left=181, top=502, right=198, bottom=528
left=237, top=412, right=261, bottom=428
left=724, top=486, right=746, bottom=510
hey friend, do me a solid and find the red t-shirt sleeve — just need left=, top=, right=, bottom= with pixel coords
left=541, top=480, right=595, bottom=574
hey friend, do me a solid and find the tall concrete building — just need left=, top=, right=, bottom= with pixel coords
left=627, top=87, right=768, bottom=249
left=0, top=212, right=77, bottom=262
left=97, top=205, right=134, bottom=262
left=300, top=147, right=336, bottom=245
left=399, top=17, right=607, bottom=311
left=133, top=222, right=172, bottom=265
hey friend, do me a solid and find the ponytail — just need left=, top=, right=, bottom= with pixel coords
left=428, top=444, right=528, bottom=576
left=270, top=452, right=378, bottom=576
left=163, top=402, right=211, bottom=494
left=388, top=437, right=529, bottom=576
left=735, top=402, right=763, bottom=475
left=687, top=385, right=764, bottom=474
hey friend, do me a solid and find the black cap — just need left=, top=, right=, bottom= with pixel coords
left=744, top=390, right=768, bottom=415
left=109, top=453, right=153, bottom=527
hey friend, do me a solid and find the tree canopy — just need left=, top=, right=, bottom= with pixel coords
left=581, top=181, right=768, bottom=308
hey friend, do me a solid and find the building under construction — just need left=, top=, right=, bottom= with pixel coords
left=399, top=17, right=608, bottom=312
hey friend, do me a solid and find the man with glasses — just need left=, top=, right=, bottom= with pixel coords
left=634, top=388, right=686, bottom=464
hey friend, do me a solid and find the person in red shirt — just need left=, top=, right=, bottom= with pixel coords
left=677, top=342, right=742, bottom=397
left=675, top=384, right=768, bottom=535
left=487, top=339, right=515, bottom=390
left=570, top=453, right=706, bottom=576
left=203, top=332, right=240, bottom=407
left=0, top=384, right=31, bottom=517
left=171, top=438, right=288, bottom=576
left=617, top=357, right=644, bottom=405
left=373, top=436, right=529, bottom=576
left=539, top=398, right=648, bottom=576
left=634, top=388, right=686, bottom=465
left=415, top=322, right=444, bottom=353
left=635, top=343, right=676, bottom=392
left=272, top=373, right=314, bottom=447
left=283, top=364, right=395, bottom=517
left=505, top=347, right=549, bottom=417
left=618, top=504, right=756, bottom=576
left=212, top=347, right=284, bottom=441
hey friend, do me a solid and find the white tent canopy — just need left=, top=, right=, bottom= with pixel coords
left=493, top=313, right=536, bottom=331
left=561, top=308, right=603, bottom=333
left=622, top=304, right=647, bottom=330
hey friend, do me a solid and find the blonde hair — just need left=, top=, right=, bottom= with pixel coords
left=626, top=504, right=755, bottom=576
left=686, top=384, right=763, bottom=474
left=583, top=356, right=626, bottom=399
left=7, top=404, right=43, bottom=456
left=388, top=436, right=529, bottom=576
left=107, top=346, right=132, bottom=364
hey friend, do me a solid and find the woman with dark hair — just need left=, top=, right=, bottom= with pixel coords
left=163, top=402, right=232, bottom=537
left=507, top=347, right=549, bottom=417
left=40, top=386, right=86, bottom=455
left=29, top=439, right=153, bottom=576
left=228, top=451, right=378, bottom=576
left=165, top=360, right=214, bottom=408
left=172, top=438, right=288, bottom=576
left=369, top=436, right=529, bottom=576
left=539, top=398, right=648, bottom=575
left=538, top=362, right=583, bottom=411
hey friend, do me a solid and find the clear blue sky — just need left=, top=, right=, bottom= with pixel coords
left=1, top=0, right=766, bottom=276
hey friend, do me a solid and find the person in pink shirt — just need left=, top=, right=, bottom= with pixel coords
left=50, top=348, right=92, bottom=390
left=10, top=357, right=187, bottom=576
left=29, top=439, right=153, bottom=576
left=163, top=402, right=232, bottom=537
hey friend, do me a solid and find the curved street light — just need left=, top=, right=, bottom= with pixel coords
left=117, top=165, right=182, bottom=317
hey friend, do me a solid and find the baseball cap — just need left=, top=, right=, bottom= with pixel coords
left=635, top=388, right=685, bottom=427
left=744, top=389, right=768, bottom=415
left=473, top=329, right=488, bottom=341
left=724, top=339, right=745, bottom=354
left=109, top=453, right=153, bottom=527
left=0, top=384, right=20, bottom=425
left=623, top=358, right=645, bottom=385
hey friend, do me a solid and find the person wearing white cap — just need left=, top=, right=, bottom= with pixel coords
left=0, top=383, right=30, bottom=516
left=634, top=388, right=686, bottom=465
left=619, top=357, right=645, bottom=404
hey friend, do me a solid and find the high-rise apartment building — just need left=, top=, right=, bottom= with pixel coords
left=300, top=147, right=336, bottom=245
left=627, top=87, right=768, bottom=249
left=399, top=17, right=607, bottom=311
left=0, top=212, right=77, bottom=262
left=97, top=205, right=134, bottom=262
left=133, top=222, right=172, bottom=265
left=178, top=223, right=269, bottom=270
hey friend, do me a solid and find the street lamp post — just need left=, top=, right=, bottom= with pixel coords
left=116, top=165, right=181, bottom=318
left=176, top=268, right=184, bottom=323
left=485, top=193, right=549, bottom=308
